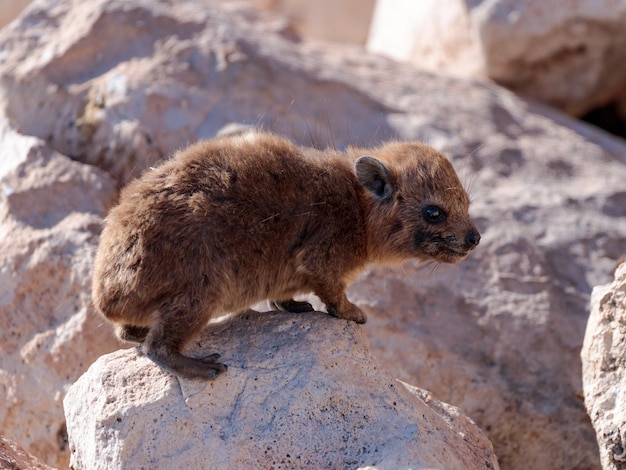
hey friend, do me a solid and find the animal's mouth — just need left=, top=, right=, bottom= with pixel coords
left=414, top=230, right=480, bottom=264
left=431, top=238, right=482, bottom=263
left=433, top=245, right=472, bottom=263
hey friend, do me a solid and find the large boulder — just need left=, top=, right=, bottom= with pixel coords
left=0, top=120, right=119, bottom=468
left=64, top=311, right=499, bottom=470
left=367, top=0, right=626, bottom=116
left=0, top=0, right=394, bottom=185
left=582, top=259, right=626, bottom=469
left=1, top=0, right=626, bottom=468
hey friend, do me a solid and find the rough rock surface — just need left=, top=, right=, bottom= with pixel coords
left=1, top=0, right=626, bottom=469
left=582, top=260, right=626, bottom=469
left=0, top=435, right=55, bottom=470
left=0, top=0, right=396, bottom=184
left=367, top=0, right=626, bottom=116
left=64, top=311, right=499, bottom=470
left=0, top=120, right=119, bottom=468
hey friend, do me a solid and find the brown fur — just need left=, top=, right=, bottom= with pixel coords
left=92, top=132, right=480, bottom=379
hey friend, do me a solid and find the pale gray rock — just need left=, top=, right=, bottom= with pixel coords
left=1, top=0, right=626, bottom=468
left=64, top=311, right=499, bottom=470
left=367, top=0, right=626, bottom=116
left=582, top=260, right=626, bottom=469
left=0, top=0, right=394, bottom=184
left=0, top=120, right=119, bottom=468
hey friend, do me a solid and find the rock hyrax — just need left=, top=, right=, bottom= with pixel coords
left=92, top=131, right=480, bottom=379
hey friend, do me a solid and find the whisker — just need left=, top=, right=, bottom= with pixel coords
left=399, top=264, right=411, bottom=281
left=259, top=213, right=280, bottom=224
left=467, top=143, right=484, bottom=159
left=324, top=107, right=336, bottom=150
left=428, top=262, right=440, bottom=277
left=292, top=99, right=316, bottom=148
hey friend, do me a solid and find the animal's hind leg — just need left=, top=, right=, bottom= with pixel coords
left=116, top=325, right=150, bottom=343
left=141, top=301, right=226, bottom=380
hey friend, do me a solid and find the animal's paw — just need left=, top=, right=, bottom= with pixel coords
left=198, top=353, right=228, bottom=372
left=327, top=303, right=367, bottom=324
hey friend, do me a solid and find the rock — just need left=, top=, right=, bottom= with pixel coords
left=368, top=0, right=484, bottom=76
left=2, top=0, right=626, bottom=468
left=0, top=120, right=119, bottom=468
left=0, top=435, right=55, bottom=470
left=64, top=311, right=499, bottom=470
left=366, top=0, right=626, bottom=116
left=0, top=0, right=393, bottom=185
left=582, top=259, right=626, bottom=468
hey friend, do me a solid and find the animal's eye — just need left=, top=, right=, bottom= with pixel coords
left=423, top=205, right=446, bottom=223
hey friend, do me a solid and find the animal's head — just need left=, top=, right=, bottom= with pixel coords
left=355, top=142, right=480, bottom=264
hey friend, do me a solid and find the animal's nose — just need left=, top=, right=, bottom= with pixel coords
left=465, top=228, right=481, bottom=248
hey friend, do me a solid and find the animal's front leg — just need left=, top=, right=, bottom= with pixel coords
left=312, top=279, right=366, bottom=324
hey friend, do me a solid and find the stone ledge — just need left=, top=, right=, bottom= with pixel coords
left=64, top=310, right=499, bottom=470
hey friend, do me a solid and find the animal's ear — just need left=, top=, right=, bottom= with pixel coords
left=355, top=155, right=394, bottom=199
